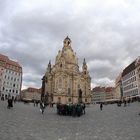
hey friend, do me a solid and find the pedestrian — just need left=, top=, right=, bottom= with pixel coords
left=7, top=97, right=13, bottom=109
left=100, top=103, right=103, bottom=111
left=124, top=99, right=127, bottom=107
left=40, top=101, right=45, bottom=114
left=127, top=98, right=131, bottom=106
left=82, top=103, right=86, bottom=114
left=33, top=100, right=36, bottom=107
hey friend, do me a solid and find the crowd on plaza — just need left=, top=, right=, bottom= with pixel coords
left=56, top=103, right=86, bottom=117
left=0, top=94, right=17, bottom=109
left=116, top=97, right=140, bottom=107
left=1, top=93, right=140, bottom=116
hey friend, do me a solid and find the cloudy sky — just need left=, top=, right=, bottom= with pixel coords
left=0, top=0, right=140, bottom=89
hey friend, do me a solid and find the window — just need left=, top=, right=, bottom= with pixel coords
left=58, top=78, right=62, bottom=88
left=68, top=98, right=71, bottom=102
left=13, top=84, right=15, bottom=87
left=68, top=88, right=71, bottom=95
left=14, top=78, right=16, bottom=81
left=58, top=97, right=61, bottom=103
left=16, top=90, right=18, bottom=94
left=13, top=90, right=14, bottom=93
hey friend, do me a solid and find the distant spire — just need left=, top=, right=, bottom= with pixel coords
left=48, top=60, right=51, bottom=66
left=47, top=60, right=51, bottom=73
left=82, top=58, right=87, bottom=72
left=83, top=58, right=86, bottom=65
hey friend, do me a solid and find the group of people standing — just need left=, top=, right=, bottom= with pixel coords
left=117, top=98, right=131, bottom=107
left=56, top=103, right=86, bottom=117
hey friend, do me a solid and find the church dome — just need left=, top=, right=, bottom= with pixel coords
left=55, top=36, right=78, bottom=65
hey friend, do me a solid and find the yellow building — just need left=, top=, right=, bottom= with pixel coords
left=21, top=87, right=41, bottom=102
left=42, top=37, right=91, bottom=104
left=115, top=73, right=122, bottom=99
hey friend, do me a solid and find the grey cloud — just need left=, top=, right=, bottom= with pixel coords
left=0, top=0, right=140, bottom=89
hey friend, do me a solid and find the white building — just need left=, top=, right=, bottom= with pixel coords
left=122, top=57, right=140, bottom=98
left=0, top=54, right=22, bottom=99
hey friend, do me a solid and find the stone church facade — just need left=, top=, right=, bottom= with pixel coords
left=41, top=37, right=91, bottom=104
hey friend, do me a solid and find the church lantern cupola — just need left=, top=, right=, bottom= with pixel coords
left=63, top=36, right=71, bottom=48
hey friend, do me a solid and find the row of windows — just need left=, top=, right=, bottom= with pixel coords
left=3, top=87, right=18, bottom=94
left=124, top=89, right=138, bottom=96
left=4, top=75, right=19, bottom=81
left=123, top=83, right=137, bottom=91
left=123, top=70, right=135, bottom=81
left=123, top=76, right=136, bottom=86
left=3, top=82, right=19, bottom=88
left=6, top=69, right=20, bottom=76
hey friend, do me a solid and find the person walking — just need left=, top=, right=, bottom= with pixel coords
left=124, top=99, right=127, bottom=107
left=7, top=96, right=13, bottom=109
left=82, top=103, right=86, bottom=114
left=40, top=101, right=45, bottom=114
left=100, top=103, right=103, bottom=111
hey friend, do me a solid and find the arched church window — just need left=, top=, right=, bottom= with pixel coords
left=60, top=63, right=62, bottom=68
left=68, top=88, right=71, bottom=95
left=58, top=77, right=62, bottom=88
left=56, top=80, right=58, bottom=88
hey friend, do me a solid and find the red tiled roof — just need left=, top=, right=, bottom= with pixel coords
left=27, top=87, right=41, bottom=93
left=7, top=59, right=21, bottom=68
left=92, top=87, right=105, bottom=92
left=105, top=87, right=114, bottom=92
left=0, top=54, right=22, bottom=71
left=0, top=54, right=9, bottom=61
left=122, top=60, right=136, bottom=77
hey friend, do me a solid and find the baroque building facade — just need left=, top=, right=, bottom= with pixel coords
left=0, top=54, right=22, bottom=99
left=42, top=37, right=91, bottom=104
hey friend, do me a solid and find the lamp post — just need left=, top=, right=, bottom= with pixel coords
left=72, top=72, right=73, bottom=104
left=41, top=76, right=45, bottom=102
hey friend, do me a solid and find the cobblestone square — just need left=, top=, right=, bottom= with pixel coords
left=0, top=101, right=140, bottom=140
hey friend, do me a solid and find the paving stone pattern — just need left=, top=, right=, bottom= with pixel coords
left=0, top=101, right=140, bottom=140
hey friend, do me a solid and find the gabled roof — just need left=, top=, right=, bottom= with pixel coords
left=122, top=60, right=136, bottom=77
left=0, top=53, right=22, bottom=69
left=0, top=54, right=9, bottom=61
